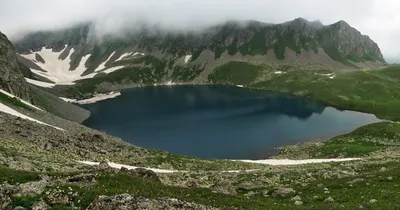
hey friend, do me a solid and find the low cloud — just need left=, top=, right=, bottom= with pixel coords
left=1, top=0, right=399, bottom=59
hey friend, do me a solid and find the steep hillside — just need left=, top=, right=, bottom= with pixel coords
left=0, top=32, right=90, bottom=122
left=0, top=32, right=32, bottom=102
left=12, top=18, right=386, bottom=98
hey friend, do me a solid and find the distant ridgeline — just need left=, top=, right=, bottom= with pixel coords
left=13, top=18, right=386, bottom=97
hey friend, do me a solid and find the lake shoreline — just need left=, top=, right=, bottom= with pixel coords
left=60, top=91, right=121, bottom=104
left=82, top=85, right=379, bottom=160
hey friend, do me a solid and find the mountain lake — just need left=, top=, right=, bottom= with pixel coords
left=82, top=85, right=380, bottom=160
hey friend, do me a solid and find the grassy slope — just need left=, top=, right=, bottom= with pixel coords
left=208, top=62, right=400, bottom=158
left=276, top=122, right=400, bottom=159
left=0, top=91, right=33, bottom=110
left=209, top=62, right=400, bottom=121
left=251, top=67, right=400, bottom=121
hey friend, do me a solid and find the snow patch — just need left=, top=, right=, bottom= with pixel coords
left=78, top=158, right=361, bottom=174
left=20, top=46, right=77, bottom=83
left=94, top=52, right=116, bottom=72
left=236, top=85, right=244, bottom=88
left=116, top=53, right=132, bottom=61
left=165, top=81, right=175, bottom=86
left=275, top=71, right=284, bottom=74
left=184, top=55, right=192, bottom=64
left=132, top=52, right=145, bottom=57
left=20, top=46, right=128, bottom=86
left=236, top=158, right=361, bottom=165
left=0, top=89, right=42, bottom=111
left=318, top=73, right=336, bottom=79
left=102, top=66, right=125, bottom=74
left=61, top=91, right=121, bottom=104
left=59, top=97, right=77, bottom=103
left=77, top=161, right=258, bottom=173
left=25, top=78, right=56, bottom=88
left=77, top=161, right=178, bottom=173
left=0, top=100, right=62, bottom=130
left=115, top=52, right=145, bottom=62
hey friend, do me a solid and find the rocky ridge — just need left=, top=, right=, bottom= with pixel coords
left=11, top=18, right=387, bottom=99
left=0, top=32, right=32, bottom=102
left=14, top=19, right=384, bottom=81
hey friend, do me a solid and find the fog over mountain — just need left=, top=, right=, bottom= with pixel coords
left=1, top=0, right=400, bottom=60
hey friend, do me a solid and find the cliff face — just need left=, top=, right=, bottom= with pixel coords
left=0, top=32, right=31, bottom=101
left=323, top=20, right=384, bottom=62
left=10, top=18, right=386, bottom=98
left=13, top=18, right=385, bottom=68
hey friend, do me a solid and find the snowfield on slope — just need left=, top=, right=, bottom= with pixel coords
left=0, top=89, right=42, bottom=111
left=20, top=45, right=145, bottom=87
left=77, top=158, right=361, bottom=174
left=0, top=89, right=63, bottom=130
left=185, top=55, right=192, bottom=64
left=25, top=78, right=56, bottom=88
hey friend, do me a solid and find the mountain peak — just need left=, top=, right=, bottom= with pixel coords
left=333, top=20, right=351, bottom=28
left=293, top=17, right=310, bottom=23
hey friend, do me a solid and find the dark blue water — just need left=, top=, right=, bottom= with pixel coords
left=82, top=85, right=379, bottom=159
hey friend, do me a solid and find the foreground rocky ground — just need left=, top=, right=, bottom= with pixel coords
left=2, top=149, right=400, bottom=209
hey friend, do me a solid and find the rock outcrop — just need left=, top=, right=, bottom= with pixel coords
left=87, top=194, right=217, bottom=210
left=0, top=32, right=32, bottom=102
left=13, top=18, right=385, bottom=76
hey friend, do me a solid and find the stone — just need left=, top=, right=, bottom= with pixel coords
left=0, top=193, right=12, bottom=210
left=271, top=187, right=296, bottom=197
left=13, top=207, right=26, bottom=210
left=0, top=183, right=14, bottom=210
left=98, top=161, right=111, bottom=170
left=68, top=173, right=96, bottom=183
left=16, top=180, right=49, bottom=196
left=291, top=195, right=302, bottom=201
left=294, top=201, right=303, bottom=206
left=324, top=197, right=335, bottom=202
left=32, top=200, right=49, bottom=210
left=44, top=189, right=69, bottom=205
left=93, top=134, right=105, bottom=142
left=236, top=181, right=264, bottom=190
left=132, top=168, right=161, bottom=183
left=369, top=199, right=377, bottom=203
left=262, top=190, right=269, bottom=197
left=210, top=180, right=237, bottom=195
left=121, top=168, right=161, bottom=183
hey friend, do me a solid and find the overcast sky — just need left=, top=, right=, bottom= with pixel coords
left=1, top=0, right=399, bottom=60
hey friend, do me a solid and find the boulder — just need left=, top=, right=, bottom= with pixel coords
left=210, top=180, right=237, bottom=195
left=271, top=187, right=296, bottom=197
